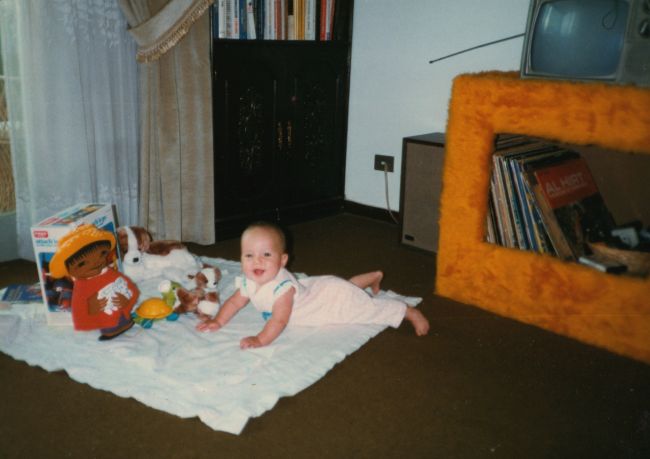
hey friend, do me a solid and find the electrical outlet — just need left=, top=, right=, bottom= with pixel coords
left=374, top=155, right=394, bottom=172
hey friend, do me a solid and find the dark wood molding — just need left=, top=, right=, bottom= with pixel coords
left=343, top=200, right=399, bottom=224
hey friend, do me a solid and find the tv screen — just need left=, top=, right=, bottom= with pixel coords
left=521, top=0, right=650, bottom=86
left=530, top=0, right=628, bottom=78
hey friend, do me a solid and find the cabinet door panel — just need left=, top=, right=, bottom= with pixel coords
left=213, top=53, right=280, bottom=220
left=282, top=50, right=347, bottom=206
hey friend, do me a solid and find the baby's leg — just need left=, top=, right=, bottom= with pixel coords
left=404, top=307, right=429, bottom=336
left=349, top=271, right=383, bottom=295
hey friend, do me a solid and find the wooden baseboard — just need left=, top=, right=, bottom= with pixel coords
left=215, top=201, right=399, bottom=241
left=215, top=199, right=345, bottom=241
left=343, top=200, right=400, bottom=224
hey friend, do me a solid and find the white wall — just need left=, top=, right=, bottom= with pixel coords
left=345, top=0, right=529, bottom=210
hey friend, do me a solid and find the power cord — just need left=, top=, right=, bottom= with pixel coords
left=381, top=161, right=400, bottom=224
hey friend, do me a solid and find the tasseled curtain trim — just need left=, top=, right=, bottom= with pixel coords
left=129, top=0, right=214, bottom=63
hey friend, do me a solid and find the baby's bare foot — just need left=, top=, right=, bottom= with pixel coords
left=405, top=307, right=429, bottom=336
left=370, top=271, right=383, bottom=295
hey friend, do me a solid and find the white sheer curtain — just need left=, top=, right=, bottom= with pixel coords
left=0, top=0, right=139, bottom=260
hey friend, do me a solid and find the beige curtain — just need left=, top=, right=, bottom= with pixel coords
left=118, top=0, right=215, bottom=244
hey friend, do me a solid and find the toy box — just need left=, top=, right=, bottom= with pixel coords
left=31, top=203, right=122, bottom=326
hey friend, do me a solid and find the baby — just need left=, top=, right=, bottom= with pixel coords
left=196, top=221, right=429, bottom=348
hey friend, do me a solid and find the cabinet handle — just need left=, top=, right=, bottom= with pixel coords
left=287, top=121, right=292, bottom=150
left=277, top=122, right=283, bottom=150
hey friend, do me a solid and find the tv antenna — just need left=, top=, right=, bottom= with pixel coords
left=429, top=33, right=524, bottom=64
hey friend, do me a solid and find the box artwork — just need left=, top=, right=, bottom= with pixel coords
left=31, top=203, right=121, bottom=326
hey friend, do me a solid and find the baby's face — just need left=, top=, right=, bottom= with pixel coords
left=67, top=245, right=111, bottom=279
left=240, top=228, right=288, bottom=285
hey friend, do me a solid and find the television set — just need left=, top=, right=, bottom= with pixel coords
left=520, top=0, right=650, bottom=86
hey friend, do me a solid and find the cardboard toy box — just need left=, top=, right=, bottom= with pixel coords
left=31, top=203, right=121, bottom=326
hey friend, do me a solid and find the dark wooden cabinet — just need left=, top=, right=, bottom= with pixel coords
left=211, top=2, right=353, bottom=239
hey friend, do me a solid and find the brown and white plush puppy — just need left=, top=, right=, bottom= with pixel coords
left=175, top=287, right=220, bottom=319
left=116, top=226, right=201, bottom=283
left=189, top=265, right=222, bottom=290
left=116, top=226, right=186, bottom=260
left=177, top=265, right=222, bottom=318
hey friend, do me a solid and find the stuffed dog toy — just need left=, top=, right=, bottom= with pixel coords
left=117, top=226, right=186, bottom=257
left=176, top=287, right=220, bottom=318
left=117, top=226, right=201, bottom=283
left=175, top=265, right=222, bottom=318
left=188, top=266, right=222, bottom=290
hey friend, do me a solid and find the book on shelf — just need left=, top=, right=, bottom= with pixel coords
left=215, top=0, right=340, bottom=41
left=523, top=155, right=616, bottom=261
left=509, top=147, right=574, bottom=254
left=491, top=137, right=553, bottom=249
left=295, top=0, right=303, bottom=39
left=246, top=0, right=257, bottom=39
left=485, top=196, right=499, bottom=245
left=319, top=0, right=328, bottom=40
left=517, top=160, right=555, bottom=254
left=264, top=0, right=273, bottom=38
left=238, top=0, right=246, bottom=39
left=217, top=0, right=227, bottom=38
left=274, top=0, right=281, bottom=39
left=254, top=0, right=264, bottom=38
left=487, top=134, right=536, bottom=246
left=325, top=0, right=338, bottom=40
left=305, top=0, right=316, bottom=40
left=287, top=0, right=296, bottom=40
left=232, top=0, right=240, bottom=38
left=216, top=0, right=239, bottom=38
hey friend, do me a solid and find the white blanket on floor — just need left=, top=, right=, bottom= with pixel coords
left=0, top=257, right=420, bottom=435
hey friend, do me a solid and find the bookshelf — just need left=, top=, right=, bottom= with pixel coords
left=485, top=136, right=650, bottom=271
left=436, top=72, right=650, bottom=364
left=211, top=1, right=354, bottom=239
left=212, top=0, right=350, bottom=41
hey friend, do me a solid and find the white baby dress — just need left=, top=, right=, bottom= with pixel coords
left=236, top=268, right=407, bottom=328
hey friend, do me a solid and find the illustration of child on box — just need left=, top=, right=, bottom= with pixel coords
left=49, top=224, right=139, bottom=340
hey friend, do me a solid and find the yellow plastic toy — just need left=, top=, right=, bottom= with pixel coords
left=131, top=297, right=179, bottom=328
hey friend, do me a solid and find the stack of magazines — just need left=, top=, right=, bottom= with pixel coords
left=486, top=134, right=615, bottom=261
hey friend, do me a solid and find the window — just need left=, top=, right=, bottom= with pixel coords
left=0, top=36, right=15, bottom=214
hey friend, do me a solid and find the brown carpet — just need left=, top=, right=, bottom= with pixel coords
left=1, top=213, right=649, bottom=458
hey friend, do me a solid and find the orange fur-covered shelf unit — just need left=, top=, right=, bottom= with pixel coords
left=436, top=71, right=650, bottom=364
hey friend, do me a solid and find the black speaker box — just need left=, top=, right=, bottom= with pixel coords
left=399, top=133, right=445, bottom=253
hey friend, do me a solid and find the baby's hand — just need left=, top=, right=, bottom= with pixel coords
left=196, top=320, right=222, bottom=332
left=240, top=336, right=264, bottom=349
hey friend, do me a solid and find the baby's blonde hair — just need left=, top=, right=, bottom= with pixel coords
left=242, top=221, right=287, bottom=253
